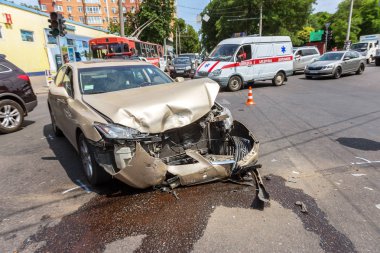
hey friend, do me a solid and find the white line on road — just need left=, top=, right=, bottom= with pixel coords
left=351, top=157, right=380, bottom=165
left=376, top=204, right=380, bottom=210
left=62, top=186, right=81, bottom=194
left=364, top=187, right=374, bottom=191
left=351, top=174, right=366, bottom=177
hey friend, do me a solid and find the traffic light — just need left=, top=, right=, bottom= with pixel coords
left=48, top=12, right=59, bottom=37
left=58, top=13, right=67, bottom=37
left=328, top=30, right=333, bottom=41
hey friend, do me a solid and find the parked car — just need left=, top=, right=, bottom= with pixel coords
left=48, top=60, right=259, bottom=189
left=293, top=46, right=320, bottom=73
left=0, top=54, right=37, bottom=134
left=169, top=57, right=195, bottom=78
left=304, top=51, right=366, bottom=79
left=179, top=53, right=200, bottom=67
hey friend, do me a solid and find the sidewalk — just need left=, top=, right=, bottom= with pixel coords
left=30, top=75, right=49, bottom=95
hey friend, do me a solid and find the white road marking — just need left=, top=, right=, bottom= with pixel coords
left=351, top=157, right=380, bottom=165
left=292, top=171, right=300, bottom=174
left=376, top=204, right=380, bottom=210
left=62, top=186, right=81, bottom=194
left=351, top=174, right=366, bottom=177
left=364, top=187, right=374, bottom=191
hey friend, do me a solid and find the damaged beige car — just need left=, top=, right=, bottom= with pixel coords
left=48, top=61, right=265, bottom=196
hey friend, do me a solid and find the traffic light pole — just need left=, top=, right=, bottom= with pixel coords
left=57, top=35, right=64, bottom=66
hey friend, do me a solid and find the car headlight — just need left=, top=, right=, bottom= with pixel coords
left=322, top=65, right=333, bottom=70
left=94, top=122, right=141, bottom=139
left=185, top=66, right=191, bottom=70
left=211, top=69, right=222, bottom=76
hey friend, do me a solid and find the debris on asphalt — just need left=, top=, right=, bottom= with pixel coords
left=264, top=175, right=271, bottom=181
left=376, top=204, right=380, bottom=210
left=363, top=187, right=373, bottom=191
left=287, top=176, right=297, bottom=183
left=292, top=171, right=300, bottom=174
left=295, top=201, right=308, bottom=213
left=271, top=158, right=277, bottom=162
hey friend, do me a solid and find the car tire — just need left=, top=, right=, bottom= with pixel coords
left=49, top=107, right=63, bottom=137
left=228, top=76, right=243, bottom=92
left=0, top=99, right=24, bottom=134
left=272, top=72, right=285, bottom=86
left=78, top=133, right=111, bottom=186
left=355, top=63, right=365, bottom=75
left=366, top=55, right=373, bottom=64
left=333, top=67, right=342, bottom=79
left=305, top=75, right=312, bottom=79
left=375, top=58, right=380, bottom=66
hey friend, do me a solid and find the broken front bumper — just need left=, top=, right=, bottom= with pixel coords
left=93, top=121, right=259, bottom=189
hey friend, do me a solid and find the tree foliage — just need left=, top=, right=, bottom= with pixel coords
left=173, top=18, right=201, bottom=53
left=200, top=0, right=316, bottom=52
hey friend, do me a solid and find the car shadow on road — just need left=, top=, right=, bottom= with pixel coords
left=336, top=137, right=380, bottom=151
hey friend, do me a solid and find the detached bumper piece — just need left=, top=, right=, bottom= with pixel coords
left=93, top=108, right=269, bottom=203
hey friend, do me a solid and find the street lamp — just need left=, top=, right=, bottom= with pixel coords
left=345, top=0, right=354, bottom=49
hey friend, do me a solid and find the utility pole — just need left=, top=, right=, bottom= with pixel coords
left=259, top=4, right=263, bottom=36
left=175, top=26, right=178, bottom=56
left=118, top=0, right=124, bottom=37
left=345, top=0, right=354, bottom=48
left=325, top=22, right=331, bottom=53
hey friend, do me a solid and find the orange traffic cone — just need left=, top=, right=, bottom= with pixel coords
left=246, top=86, right=256, bottom=106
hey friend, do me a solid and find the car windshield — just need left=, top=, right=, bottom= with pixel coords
left=207, top=44, right=239, bottom=61
left=351, top=43, right=368, bottom=52
left=317, top=53, right=344, bottom=61
left=79, top=65, right=173, bottom=94
left=173, top=57, right=191, bottom=64
left=180, top=54, right=195, bottom=60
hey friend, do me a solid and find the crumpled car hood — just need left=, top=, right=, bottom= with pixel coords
left=82, top=78, right=220, bottom=133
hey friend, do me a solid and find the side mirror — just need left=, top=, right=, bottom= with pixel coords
left=312, top=58, right=318, bottom=63
left=175, top=77, right=185, bottom=83
left=50, top=85, right=69, bottom=98
left=343, top=57, right=350, bottom=61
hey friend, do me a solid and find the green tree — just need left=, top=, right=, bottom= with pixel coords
left=308, top=12, right=332, bottom=30
left=359, top=0, right=380, bottom=36
left=173, top=18, right=201, bottom=53
left=200, top=0, right=316, bottom=52
left=295, top=26, right=315, bottom=46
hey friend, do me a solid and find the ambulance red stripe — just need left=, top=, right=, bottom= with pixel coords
left=208, top=61, right=220, bottom=73
left=221, top=55, right=293, bottom=70
left=196, top=61, right=207, bottom=72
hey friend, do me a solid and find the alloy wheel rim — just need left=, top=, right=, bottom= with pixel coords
left=276, top=75, right=283, bottom=84
left=80, top=138, right=93, bottom=178
left=0, top=105, right=21, bottom=129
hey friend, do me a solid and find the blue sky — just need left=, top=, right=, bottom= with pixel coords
left=11, top=0, right=343, bottom=32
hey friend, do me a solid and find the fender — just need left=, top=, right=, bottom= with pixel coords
left=0, top=92, right=27, bottom=114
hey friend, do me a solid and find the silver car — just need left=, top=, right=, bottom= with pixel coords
left=305, top=51, right=366, bottom=79
left=293, top=46, right=321, bottom=72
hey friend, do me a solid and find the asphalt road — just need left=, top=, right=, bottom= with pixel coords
left=1, top=65, right=379, bottom=253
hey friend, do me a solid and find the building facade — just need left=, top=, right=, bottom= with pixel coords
left=0, top=0, right=109, bottom=75
left=38, top=0, right=142, bottom=30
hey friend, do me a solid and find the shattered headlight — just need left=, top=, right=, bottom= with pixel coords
left=94, top=122, right=141, bottom=139
left=223, top=107, right=234, bottom=130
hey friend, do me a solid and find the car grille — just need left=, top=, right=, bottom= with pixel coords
left=308, top=66, right=323, bottom=70
left=197, top=71, right=209, bottom=77
left=176, top=68, right=185, bottom=71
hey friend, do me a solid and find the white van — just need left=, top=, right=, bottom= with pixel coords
left=351, top=34, right=380, bottom=64
left=195, top=36, right=293, bottom=91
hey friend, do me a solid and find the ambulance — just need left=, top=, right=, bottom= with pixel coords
left=195, top=36, right=294, bottom=91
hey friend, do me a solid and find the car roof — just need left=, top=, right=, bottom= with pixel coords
left=67, top=60, right=151, bottom=69
left=295, top=46, right=318, bottom=49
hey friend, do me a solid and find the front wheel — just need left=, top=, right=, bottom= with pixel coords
left=272, top=72, right=285, bottom=86
left=228, top=76, right=243, bottom=92
left=333, top=67, right=342, bottom=79
left=355, top=63, right=365, bottom=75
left=78, top=133, right=111, bottom=186
left=0, top=99, right=24, bottom=134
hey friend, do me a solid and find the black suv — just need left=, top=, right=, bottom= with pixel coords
left=0, top=54, right=37, bottom=134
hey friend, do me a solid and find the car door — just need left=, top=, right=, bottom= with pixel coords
left=252, top=43, right=274, bottom=79
left=235, top=44, right=253, bottom=81
left=341, top=52, right=354, bottom=73
left=57, top=66, right=78, bottom=145
left=0, top=63, right=13, bottom=93
left=293, top=49, right=303, bottom=70
left=49, top=66, right=66, bottom=129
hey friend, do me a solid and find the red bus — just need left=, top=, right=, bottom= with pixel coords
left=89, top=36, right=163, bottom=67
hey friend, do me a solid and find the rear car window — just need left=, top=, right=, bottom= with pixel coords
left=0, top=64, right=12, bottom=73
left=79, top=65, right=173, bottom=94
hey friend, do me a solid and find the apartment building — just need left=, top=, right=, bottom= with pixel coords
left=38, top=0, right=142, bottom=29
